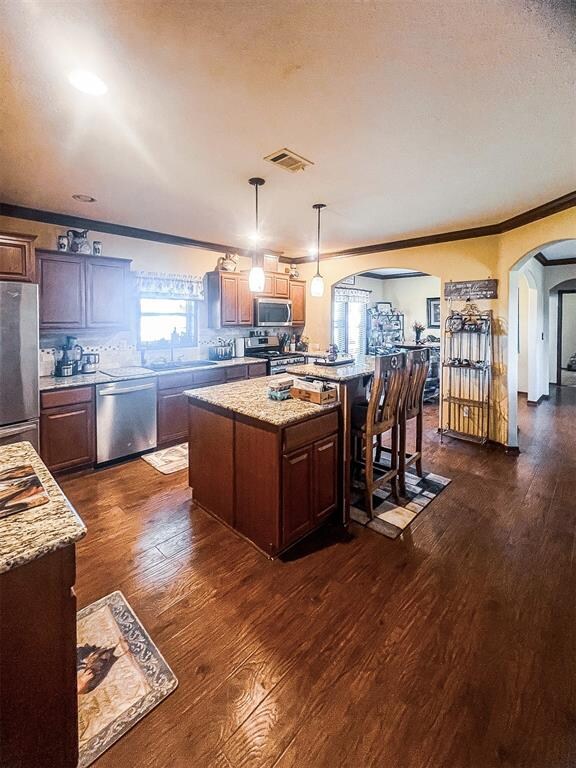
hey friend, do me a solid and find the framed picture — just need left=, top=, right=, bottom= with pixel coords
left=338, top=275, right=356, bottom=286
left=376, top=301, right=392, bottom=313
left=427, top=297, right=441, bottom=328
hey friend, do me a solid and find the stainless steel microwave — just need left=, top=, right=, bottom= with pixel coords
left=254, top=297, right=292, bottom=327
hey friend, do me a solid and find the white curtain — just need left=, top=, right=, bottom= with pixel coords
left=134, top=271, right=204, bottom=300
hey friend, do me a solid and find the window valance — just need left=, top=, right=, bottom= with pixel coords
left=134, top=271, right=204, bottom=300
left=334, top=287, right=371, bottom=304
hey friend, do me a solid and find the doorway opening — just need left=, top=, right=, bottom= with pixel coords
left=557, top=290, right=576, bottom=386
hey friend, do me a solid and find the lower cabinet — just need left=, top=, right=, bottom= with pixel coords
left=158, top=388, right=189, bottom=445
left=40, top=387, right=95, bottom=472
left=0, top=545, right=79, bottom=767
left=282, top=432, right=338, bottom=548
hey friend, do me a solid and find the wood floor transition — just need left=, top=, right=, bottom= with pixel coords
left=61, top=388, right=576, bottom=768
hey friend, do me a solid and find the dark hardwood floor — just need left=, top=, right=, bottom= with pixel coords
left=61, top=388, right=576, bottom=768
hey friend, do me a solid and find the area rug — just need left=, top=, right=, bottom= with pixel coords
left=350, top=465, right=451, bottom=540
left=142, top=443, right=188, bottom=474
left=77, top=591, right=178, bottom=767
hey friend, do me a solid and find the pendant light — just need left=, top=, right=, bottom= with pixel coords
left=310, top=203, right=326, bottom=297
left=248, top=177, right=266, bottom=293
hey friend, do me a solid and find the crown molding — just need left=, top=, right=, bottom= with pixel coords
left=361, top=270, right=429, bottom=280
left=534, top=250, right=576, bottom=267
left=290, top=189, right=576, bottom=264
left=0, top=202, right=286, bottom=259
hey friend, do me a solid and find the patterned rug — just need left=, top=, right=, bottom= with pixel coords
left=142, top=443, right=188, bottom=474
left=77, top=591, right=178, bottom=767
left=350, top=463, right=451, bottom=540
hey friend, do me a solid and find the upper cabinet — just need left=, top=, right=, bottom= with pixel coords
left=37, top=250, right=132, bottom=331
left=206, top=270, right=306, bottom=329
left=0, top=232, right=37, bottom=282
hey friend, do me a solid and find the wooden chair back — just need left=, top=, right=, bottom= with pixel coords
left=365, top=353, right=408, bottom=436
left=404, top=348, right=430, bottom=420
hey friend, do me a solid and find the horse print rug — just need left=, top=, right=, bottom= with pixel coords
left=142, top=443, right=188, bottom=474
left=77, top=591, right=178, bottom=767
left=350, top=466, right=451, bottom=540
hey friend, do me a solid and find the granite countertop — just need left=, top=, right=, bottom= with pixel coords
left=286, top=356, right=376, bottom=382
left=185, top=375, right=339, bottom=427
left=0, top=442, right=86, bottom=574
left=39, top=357, right=264, bottom=391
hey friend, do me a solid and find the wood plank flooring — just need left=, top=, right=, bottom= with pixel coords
left=61, top=389, right=576, bottom=768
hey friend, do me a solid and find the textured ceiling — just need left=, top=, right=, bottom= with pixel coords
left=0, top=0, right=574, bottom=256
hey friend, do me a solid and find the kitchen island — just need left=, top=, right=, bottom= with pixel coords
left=186, top=376, right=341, bottom=557
left=286, top=357, right=376, bottom=524
left=0, top=441, right=86, bottom=768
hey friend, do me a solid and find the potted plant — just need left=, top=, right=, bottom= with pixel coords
left=413, top=321, right=425, bottom=344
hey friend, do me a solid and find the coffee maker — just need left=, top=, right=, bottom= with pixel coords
left=55, top=336, right=84, bottom=377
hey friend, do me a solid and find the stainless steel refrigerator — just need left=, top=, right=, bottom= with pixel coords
left=0, top=282, right=40, bottom=450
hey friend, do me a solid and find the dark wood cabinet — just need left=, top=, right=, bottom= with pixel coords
left=220, top=273, right=239, bottom=325
left=248, top=361, right=268, bottom=378
left=0, top=231, right=37, bottom=282
left=313, top=434, right=339, bottom=521
left=274, top=275, right=290, bottom=298
left=40, top=387, right=95, bottom=472
left=86, top=257, right=131, bottom=329
left=158, top=388, right=189, bottom=445
left=290, top=280, right=306, bottom=325
left=38, top=251, right=86, bottom=329
left=1, top=545, right=79, bottom=768
left=282, top=447, right=313, bottom=546
left=238, top=276, right=253, bottom=325
left=37, top=250, right=132, bottom=331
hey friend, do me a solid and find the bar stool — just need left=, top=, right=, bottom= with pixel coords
left=399, top=348, right=430, bottom=495
left=351, top=353, right=408, bottom=519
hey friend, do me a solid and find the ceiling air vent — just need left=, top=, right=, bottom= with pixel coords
left=263, top=148, right=314, bottom=173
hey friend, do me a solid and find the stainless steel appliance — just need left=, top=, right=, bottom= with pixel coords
left=0, top=282, right=39, bottom=450
left=245, top=335, right=305, bottom=374
left=254, top=297, right=292, bottom=327
left=81, top=353, right=100, bottom=374
left=95, top=377, right=157, bottom=463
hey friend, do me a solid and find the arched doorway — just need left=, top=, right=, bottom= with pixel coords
left=507, top=239, right=576, bottom=448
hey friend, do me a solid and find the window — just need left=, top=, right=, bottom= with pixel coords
left=332, top=289, right=369, bottom=355
left=139, top=297, right=198, bottom=348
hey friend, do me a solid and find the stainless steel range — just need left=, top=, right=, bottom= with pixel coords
left=244, top=335, right=305, bottom=374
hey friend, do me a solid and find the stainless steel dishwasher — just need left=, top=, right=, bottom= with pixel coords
left=96, top=377, right=157, bottom=463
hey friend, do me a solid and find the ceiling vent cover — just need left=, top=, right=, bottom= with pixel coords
left=263, top=148, right=314, bottom=173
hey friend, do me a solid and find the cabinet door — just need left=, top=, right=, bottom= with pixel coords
left=40, top=402, right=95, bottom=471
left=274, top=275, right=290, bottom=298
left=282, top=447, right=313, bottom=547
left=157, top=388, right=189, bottom=445
left=248, top=362, right=268, bottom=378
left=221, top=274, right=238, bottom=325
left=313, top=434, right=338, bottom=521
left=38, top=252, right=85, bottom=329
left=86, top=258, right=130, bottom=329
left=290, top=281, right=306, bottom=325
left=0, top=233, right=36, bottom=282
left=238, top=276, right=253, bottom=325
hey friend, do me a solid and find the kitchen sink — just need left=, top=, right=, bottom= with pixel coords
left=147, top=360, right=219, bottom=371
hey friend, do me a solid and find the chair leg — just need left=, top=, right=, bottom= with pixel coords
left=390, top=425, right=400, bottom=505
left=375, top=433, right=382, bottom=464
left=416, top=411, right=423, bottom=477
left=364, top=435, right=374, bottom=520
left=399, top=416, right=406, bottom=496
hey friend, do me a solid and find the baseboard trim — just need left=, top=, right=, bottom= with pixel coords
left=504, top=445, right=521, bottom=456
left=527, top=394, right=550, bottom=406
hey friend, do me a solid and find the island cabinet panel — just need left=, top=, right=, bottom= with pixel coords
left=0, top=545, right=79, bottom=768
left=86, top=257, right=131, bottom=329
left=248, top=362, right=268, bottom=378
left=188, top=403, right=234, bottom=525
left=0, top=232, right=37, bottom=282
left=235, top=420, right=281, bottom=555
left=290, top=280, right=306, bottom=325
left=282, top=447, right=313, bottom=547
left=313, top=434, right=339, bottom=521
left=40, top=387, right=95, bottom=472
left=158, top=388, right=189, bottom=445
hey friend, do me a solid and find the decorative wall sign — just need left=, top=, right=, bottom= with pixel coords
left=444, top=279, right=498, bottom=301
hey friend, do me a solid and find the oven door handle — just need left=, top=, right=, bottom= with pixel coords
left=0, top=423, right=37, bottom=438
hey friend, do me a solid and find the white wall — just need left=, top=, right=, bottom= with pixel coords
left=546, top=265, right=576, bottom=383
left=561, top=294, right=576, bottom=368
left=518, top=273, right=529, bottom=393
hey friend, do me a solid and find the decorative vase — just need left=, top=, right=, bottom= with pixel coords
left=415, top=329, right=422, bottom=344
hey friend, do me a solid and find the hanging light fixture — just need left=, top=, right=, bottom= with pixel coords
left=310, top=203, right=326, bottom=297
left=248, top=177, right=266, bottom=293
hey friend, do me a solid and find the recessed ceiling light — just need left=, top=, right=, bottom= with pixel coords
left=72, top=194, right=97, bottom=203
left=67, top=69, right=108, bottom=96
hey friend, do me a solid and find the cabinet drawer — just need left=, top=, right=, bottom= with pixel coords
left=41, top=386, right=94, bottom=409
left=193, top=368, right=226, bottom=386
left=157, top=372, right=195, bottom=391
left=283, top=411, right=339, bottom=453
left=226, top=365, right=248, bottom=381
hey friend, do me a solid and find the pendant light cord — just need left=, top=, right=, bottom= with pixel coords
left=316, top=206, right=321, bottom=276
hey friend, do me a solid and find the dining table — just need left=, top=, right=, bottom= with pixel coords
left=285, top=356, right=376, bottom=526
